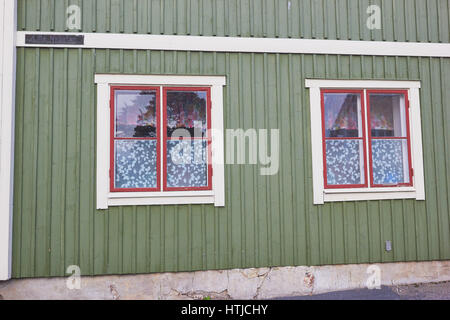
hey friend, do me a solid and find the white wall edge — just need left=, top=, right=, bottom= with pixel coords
left=16, top=31, right=450, bottom=58
left=0, top=0, right=17, bottom=281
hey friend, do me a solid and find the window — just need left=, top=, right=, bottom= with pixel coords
left=163, top=87, right=212, bottom=191
left=322, top=90, right=368, bottom=188
left=367, top=90, right=412, bottom=187
left=306, top=80, right=425, bottom=204
left=95, top=75, right=226, bottom=209
left=111, top=86, right=161, bottom=192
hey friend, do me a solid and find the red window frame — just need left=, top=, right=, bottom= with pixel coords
left=366, top=89, right=413, bottom=188
left=162, top=87, right=213, bottom=191
left=110, top=86, right=213, bottom=193
left=321, top=89, right=369, bottom=189
left=110, top=86, right=161, bottom=192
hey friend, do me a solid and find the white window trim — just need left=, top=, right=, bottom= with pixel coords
left=305, top=79, right=425, bottom=205
left=95, top=74, right=226, bottom=209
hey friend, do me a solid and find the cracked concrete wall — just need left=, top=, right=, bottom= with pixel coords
left=0, top=261, right=449, bottom=300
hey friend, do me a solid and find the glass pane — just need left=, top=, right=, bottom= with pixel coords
left=115, top=90, right=157, bottom=138
left=369, top=93, right=407, bottom=137
left=166, top=90, right=207, bottom=138
left=167, top=140, right=208, bottom=188
left=114, top=140, right=157, bottom=189
left=325, top=140, right=365, bottom=185
left=372, top=139, right=410, bottom=185
left=323, top=93, right=362, bottom=138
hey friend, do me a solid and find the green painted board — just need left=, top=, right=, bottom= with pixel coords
left=17, top=0, right=450, bottom=43
left=11, top=47, right=450, bottom=278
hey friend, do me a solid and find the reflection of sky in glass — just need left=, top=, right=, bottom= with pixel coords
left=115, top=90, right=157, bottom=138
left=324, top=94, right=359, bottom=137
left=166, top=91, right=207, bottom=137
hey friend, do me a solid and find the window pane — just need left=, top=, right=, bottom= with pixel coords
left=167, top=140, right=208, bottom=188
left=114, top=140, right=157, bottom=189
left=326, top=140, right=365, bottom=185
left=372, top=139, right=410, bottom=185
left=369, top=93, right=407, bottom=137
left=166, top=91, right=207, bottom=138
left=115, top=90, right=157, bottom=138
left=323, top=93, right=362, bottom=138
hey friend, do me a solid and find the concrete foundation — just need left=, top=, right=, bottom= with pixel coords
left=0, top=261, right=449, bottom=300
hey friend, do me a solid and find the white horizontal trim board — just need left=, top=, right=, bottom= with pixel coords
left=17, top=31, right=450, bottom=58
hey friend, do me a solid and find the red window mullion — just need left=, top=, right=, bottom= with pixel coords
left=324, top=137, right=363, bottom=140
left=371, top=137, right=407, bottom=140
left=114, top=137, right=158, bottom=140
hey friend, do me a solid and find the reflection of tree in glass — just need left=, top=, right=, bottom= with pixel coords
left=134, top=91, right=157, bottom=137
left=116, top=91, right=157, bottom=138
left=167, top=91, right=206, bottom=137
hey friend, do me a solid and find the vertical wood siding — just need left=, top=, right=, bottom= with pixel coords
left=17, top=0, right=450, bottom=43
left=11, top=48, right=450, bottom=278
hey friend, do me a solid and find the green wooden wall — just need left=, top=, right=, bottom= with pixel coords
left=11, top=47, right=450, bottom=278
left=18, top=0, right=450, bottom=43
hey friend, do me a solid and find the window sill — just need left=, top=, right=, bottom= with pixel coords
left=107, top=191, right=216, bottom=207
left=322, top=188, right=422, bottom=203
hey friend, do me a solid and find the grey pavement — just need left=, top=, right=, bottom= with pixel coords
left=278, top=281, right=450, bottom=300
